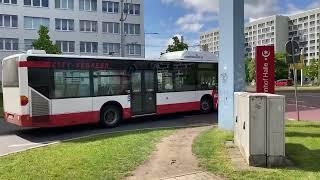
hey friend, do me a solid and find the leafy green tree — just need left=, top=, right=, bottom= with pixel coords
left=245, top=52, right=289, bottom=83
left=304, top=59, right=320, bottom=85
left=245, top=57, right=255, bottom=83
left=275, top=53, right=289, bottom=80
left=32, top=26, right=61, bottom=54
left=165, top=36, right=188, bottom=53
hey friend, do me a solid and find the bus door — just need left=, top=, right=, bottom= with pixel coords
left=131, top=71, right=156, bottom=116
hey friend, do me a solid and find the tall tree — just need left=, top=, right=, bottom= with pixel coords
left=32, top=26, right=61, bottom=54
left=245, top=52, right=289, bottom=83
left=165, top=36, right=188, bottom=53
left=304, top=59, right=320, bottom=85
left=245, top=57, right=255, bottom=83
left=275, top=53, right=289, bottom=80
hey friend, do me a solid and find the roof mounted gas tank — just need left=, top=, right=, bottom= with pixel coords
left=26, top=50, right=47, bottom=55
left=160, top=51, right=218, bottom=62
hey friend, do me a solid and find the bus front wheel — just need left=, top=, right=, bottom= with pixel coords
left=200, top=97, right=213, bottom=114
left=100, top=105, right=122, bottom=128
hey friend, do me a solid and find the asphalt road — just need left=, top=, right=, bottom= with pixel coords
left=0, top=112, right=217, bottom=156
left=281, top=92, right=320, bottom=121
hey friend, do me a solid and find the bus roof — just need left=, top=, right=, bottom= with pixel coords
left=3, top=51, right=218, bottom=63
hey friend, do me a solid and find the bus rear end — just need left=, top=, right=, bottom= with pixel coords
left=2, top=55, right=31, bottom=126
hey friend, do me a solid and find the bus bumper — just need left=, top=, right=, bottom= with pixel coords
left=3, top=112, right=101, bottom=128
left=4, top=112, right=33, bottom=127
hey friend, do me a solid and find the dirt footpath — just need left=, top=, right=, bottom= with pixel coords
left=126, top=126, right=221, bottom=180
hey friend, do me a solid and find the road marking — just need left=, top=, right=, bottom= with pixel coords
left=8, top=142, right=52, bottom=148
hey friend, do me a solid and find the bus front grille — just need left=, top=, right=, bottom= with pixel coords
left=31, top=90, right=50, bottom=118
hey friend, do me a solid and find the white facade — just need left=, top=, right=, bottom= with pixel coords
left=289, top=8, right=320, bottom=62
left=200, top=8, right=320, bottom=63
left=0, top=0, right=145, bottom=64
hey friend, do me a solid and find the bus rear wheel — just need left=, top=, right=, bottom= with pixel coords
left=100, top=105, right=122, bottom=128
left=200, top=97, right=213, bottom=114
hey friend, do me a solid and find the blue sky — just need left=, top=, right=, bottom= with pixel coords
left=144, top=0, right=320, bottom=58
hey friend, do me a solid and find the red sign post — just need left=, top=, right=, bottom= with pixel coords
left=256, top=46, right=275, bottom=94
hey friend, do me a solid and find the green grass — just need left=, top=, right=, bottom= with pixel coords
left=193, top=121, right=320, bottom=180
left=0, top=129, right=174, bottom=180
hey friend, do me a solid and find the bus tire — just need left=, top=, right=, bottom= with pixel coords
left=100, top=105, right=122, bottom=128
left=200, top=97, right=213, bottom=114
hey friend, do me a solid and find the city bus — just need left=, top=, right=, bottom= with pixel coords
left=2, top=50, right=218, bottom=128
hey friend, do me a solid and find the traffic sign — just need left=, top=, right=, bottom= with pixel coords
left=286, top=40, right=300, bottom=64
left=289, top=55, right=305, bottom=70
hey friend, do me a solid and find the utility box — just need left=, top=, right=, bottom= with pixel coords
left=265, top=93, right=286, bottom=167
left=234, top=92, right=285, bottom=167
left=234, top=92, right=247, bottom=147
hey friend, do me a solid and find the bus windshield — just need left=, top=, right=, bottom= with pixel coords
left=2, top=57, right=19, bottom=87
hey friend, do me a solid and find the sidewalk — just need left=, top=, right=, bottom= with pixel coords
left=126, top=126, right=222, bottom=180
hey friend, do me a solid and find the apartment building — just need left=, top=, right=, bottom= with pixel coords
left=200, top=8, right=320, bottom=63
left=200, top=29, right=219, bottom=56
left=0, top=0, right=145, bottom=63
left=289, top=8, right=320, bottom=62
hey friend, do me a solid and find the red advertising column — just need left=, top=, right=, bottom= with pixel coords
left=256, top=46, right=275, bottom=94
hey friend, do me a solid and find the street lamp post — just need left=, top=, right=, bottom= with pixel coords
left=120, top=0, right=126, bottom=57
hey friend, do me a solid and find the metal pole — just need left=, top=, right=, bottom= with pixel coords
left=120, top=0, right=125, bottom=57
left=294, top=68, right=300, bottom=121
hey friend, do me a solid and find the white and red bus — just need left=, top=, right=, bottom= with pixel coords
left=2, top=50, right=218, bottom=128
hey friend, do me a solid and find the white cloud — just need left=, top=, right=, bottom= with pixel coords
left=175, top=13, right=216, bottom=32
left=286, top=1, right=320, bottom=15
left=244, top=0, right=279, bottom=19
left=161, top=0, right=219, bottom=13
left=162, top=0, right=282, bottom=32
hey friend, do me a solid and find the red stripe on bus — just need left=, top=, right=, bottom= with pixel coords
left=19, top=61, right=51, bottom=68
left=4, top=102, right=203, bottom=128
left=4, top=108, right=132, bottom=128
left=157, top=102, right=200, bottom=114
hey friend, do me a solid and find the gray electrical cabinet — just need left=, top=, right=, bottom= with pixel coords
left=234, top=92, right=285, bottom=167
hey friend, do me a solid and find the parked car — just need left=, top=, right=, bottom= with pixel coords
left=275, top=79, right=293, bottom=86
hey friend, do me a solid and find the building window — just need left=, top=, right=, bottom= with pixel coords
left=24, top=0, right=49, bottom=7
left=0, top=14, right=18, bottom=28
left=102, top=1, right=119, bottom=13
left=93, top=70, right=129, bottom=96
left=53, top=70, right=90, bottom=98
left=102, top=22, right=119, bottom=33
left=124, top=23, right=140, bottom=35
left=24, top=16, right=49, bottom=29
left=80, top=20, right=97, bottom=32
left=55, top=0, right=74, bottom=9
left=127, top=44, right=141, bottom=56
left=0, top=0, right=17, bottom=4
left=56, top=41, right=75, bottom=53
left=55, top=19, right=74, bottom=31
left=80, top=41, right=98, bottom=53
left=24, top=39, right=35, bottom=51
left=0, top=38, right=18, bottom=51
left=103, top=43, right=120, bottom=55
left=79, top=0, right=97, bottom=11
left=124, top=3, right=140, bottom=15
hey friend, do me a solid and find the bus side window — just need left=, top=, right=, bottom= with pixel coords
left=53, top=70, right=90, bottom=98
left=28, top=68, right=50, bottom=98
left=197, top=63, right=218, bottom=90
left=93, top=70, right=129, bottom=96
